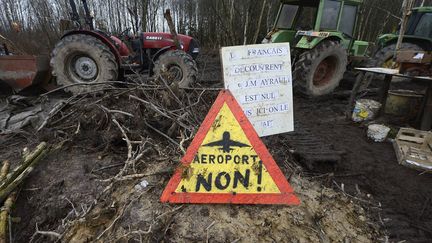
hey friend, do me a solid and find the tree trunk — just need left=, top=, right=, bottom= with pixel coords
left=253, top=0, right=267, bottom=44
left=243, top=5, right=250, bottom=45
left=395, top=0, right=414, bottom=53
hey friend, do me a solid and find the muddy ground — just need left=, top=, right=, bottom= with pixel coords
left=293, top=97, right=432, bottom=242
left=0, top=51, right=431, bottom=242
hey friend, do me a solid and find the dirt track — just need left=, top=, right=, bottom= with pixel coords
left=0, top=51, right=431, bottom=242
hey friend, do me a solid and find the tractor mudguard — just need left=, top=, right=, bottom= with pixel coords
left=264, top=30, right=347, bottom=51
left=295, top=32, right=348, bottom=50
left=61, top=30, right=122, bottom=65
left=152, top=46, right=175, bottom=62
left=377, top=34, right=398, bottom=48
left=147, top=46, right=174, bottom=75
left=295, top=35, right=327, bottom=49
left=377, top=34, right=432, bottom=51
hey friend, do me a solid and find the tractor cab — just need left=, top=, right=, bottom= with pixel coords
left=377, top=6, right=432, bottom=50
left=372, top=6, right=431, bottom=71
left=264, top=0, right=368, bottom=57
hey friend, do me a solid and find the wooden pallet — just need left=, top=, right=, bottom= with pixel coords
left=393, top=128, right=432, bottom=171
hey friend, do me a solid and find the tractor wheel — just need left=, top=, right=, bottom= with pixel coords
left=373, top=42, right=423, bottom=69
left=50, top=34, right=118, bottom=94
left=293, top=40, right=348, bottom=97
left=153, top=50, right=198, bottom=88
left=371, top=43, right=424, bottom=81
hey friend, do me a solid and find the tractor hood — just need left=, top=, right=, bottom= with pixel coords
left=142, top=32, right=199, bottom=57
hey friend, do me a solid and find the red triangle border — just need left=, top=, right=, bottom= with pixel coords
left=160, top=90, right=300, bottom=205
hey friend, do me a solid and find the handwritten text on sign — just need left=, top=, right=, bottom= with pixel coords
left=221, top=43, right=294, bottom=137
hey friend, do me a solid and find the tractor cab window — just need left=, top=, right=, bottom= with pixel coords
left=414, top=13, right=432, bottom=38
left=276, top=5, right=299, bottom=29
left=295, top=6, right=318, bottom=30
left=339, top=5, right=357, bottom=36
left=321, top=0, right=341, bottom=30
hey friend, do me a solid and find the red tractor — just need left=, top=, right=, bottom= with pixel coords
left=50, top=0, right=199, bottom=94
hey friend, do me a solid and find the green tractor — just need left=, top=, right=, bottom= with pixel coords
left=372, top=6, right=432, bottom=68
left=263, top=0, right=369, bottom=97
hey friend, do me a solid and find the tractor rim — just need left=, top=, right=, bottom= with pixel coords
left=162, top=64, right=183, bottom=85
left=313, top=56, right=337, bottom=87
left=68, top=54, right=98, bottom=82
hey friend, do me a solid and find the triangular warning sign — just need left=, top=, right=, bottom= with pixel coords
left=161, top=90, right=300, bottom=205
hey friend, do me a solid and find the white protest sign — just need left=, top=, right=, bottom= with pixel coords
left=221, top=43, right=294, bottom=137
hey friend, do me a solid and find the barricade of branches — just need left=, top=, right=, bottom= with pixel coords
left=37, top=78, right=218, bottom=187
left=40, top=79, right=219, bottom=143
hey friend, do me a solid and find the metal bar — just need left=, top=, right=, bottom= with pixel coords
left=315, top=0, right=326, bottom=31
left=420, top=83, right=432, bottom=130
left=379, top=74, right=393, bottom=115
left=337, top=1, right=345, bottom=31
left=69, top=0, right=80, bottom=24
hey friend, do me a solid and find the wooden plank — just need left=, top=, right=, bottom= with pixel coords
left=398, top=135, right=425, bottom=144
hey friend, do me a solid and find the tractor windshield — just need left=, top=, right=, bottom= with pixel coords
left=276, top=5, right=299, bottom=29
left=276, top=4, right=317, bottom=30
left=414, top=13, right=432, bottom=38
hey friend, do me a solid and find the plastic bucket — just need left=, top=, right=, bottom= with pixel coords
left=352, top=99, right=382, bottom=122
left=385, top=90, right=423, bottom=120
left=367, top=124, right=391, bottom=142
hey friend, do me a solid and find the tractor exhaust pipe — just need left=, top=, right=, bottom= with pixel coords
left=69, top=0, right=80, bottom=25
left=81, top=0, right=94, bottom=30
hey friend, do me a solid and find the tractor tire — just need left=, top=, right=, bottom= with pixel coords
left=370, top=43, right=423, bottom=81
left=373, top=42, right=423, bottom=68
left=293, top=40, right=348, bottom=97
left=50, top=34, right=118, bottom=95
left=153, top=50, right=198, bottom=88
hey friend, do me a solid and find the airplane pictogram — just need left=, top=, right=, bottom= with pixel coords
left=203, top=131, right=250, bottom=153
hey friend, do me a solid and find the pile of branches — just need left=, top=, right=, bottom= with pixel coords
left=37, top=80, right=221, bottom=183
left=39, top=80, right=220, bottom=147
left=8, top=80, right=220, bottom=240
left=0, top=142, right=50, bottom=242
